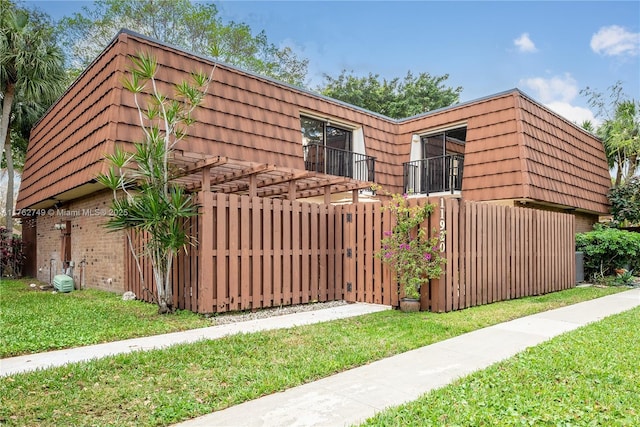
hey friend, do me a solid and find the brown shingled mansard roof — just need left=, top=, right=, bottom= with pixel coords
left=17, top=29, right=611, bottom=215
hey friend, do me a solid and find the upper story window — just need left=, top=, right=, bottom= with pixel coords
left=422, top=127, right=466, bottom=158
left=300, top=115, right=375, bottom=182
left=404, top=126, right=466, bottom=195
left=300, top=116, right=352, bottom=152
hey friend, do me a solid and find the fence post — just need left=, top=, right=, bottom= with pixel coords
left=448, top=198, right=459, bottom=310
left=197, top=190, right=214, bottom=313
left=425, top=197, right=447, bottom=312
left=215, top=193, right=228, bottom=311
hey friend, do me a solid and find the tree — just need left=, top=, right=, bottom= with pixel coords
left=57, top=0, right=308, bottom=86
left=609, top=176, right=640, bottom=226
left=97, top=53, right=211, bottom=314
left=318, top=70, right=462, bottom=119
left=600, top=101, right=639, bottom=187
left=581, top=120, right=596, bottom=133
left=582, top=82, right=640, bottom=187
left=1, top=0, right=66, bottom=234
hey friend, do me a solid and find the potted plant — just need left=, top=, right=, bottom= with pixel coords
left=376, top=193, right=445, bottom=312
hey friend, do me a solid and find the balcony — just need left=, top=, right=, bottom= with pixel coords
left=403, top=154, right=464, bottom=195
left=304, top=144, right=376, bottom=182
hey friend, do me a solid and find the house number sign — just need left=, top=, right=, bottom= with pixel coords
left=439, top=197, right=446, bottom=252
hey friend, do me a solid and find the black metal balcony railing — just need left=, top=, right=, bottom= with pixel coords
left=403, top=154, right=464, bottom=195
left=304, top=144, right=376, bottom=182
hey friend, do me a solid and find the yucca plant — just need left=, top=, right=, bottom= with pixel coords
left=97, top=52, right=213, bottom=314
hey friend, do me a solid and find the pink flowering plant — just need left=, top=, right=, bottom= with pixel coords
left=376, top=193, right=445, bottom=300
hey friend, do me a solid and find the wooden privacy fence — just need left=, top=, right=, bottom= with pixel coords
left=126, top=194, right=576, bottom=313
left=198, top=192, right=348, bottom=312
left=431, top=198, right=575, bottom=312
left=127, top=193, right=353, bottom=313
left=338, top=197, right=575, bottom=312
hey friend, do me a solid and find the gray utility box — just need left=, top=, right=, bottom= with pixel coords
left=53, top=274, right=74, bottom=293
left=575, top=252, right=585, bottom=283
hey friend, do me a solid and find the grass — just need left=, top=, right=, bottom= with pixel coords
left=0, top=283, right=628, bottom=427
left=0, top=279, right=211, bottom=357
left=360, top=306, right=640, bottom=426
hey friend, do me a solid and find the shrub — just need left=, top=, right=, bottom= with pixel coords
left=0, top=226, right=26, bottom=278
left=615, top=268, right=636, bottom=286
left=576, top=226, right=640, bottom=280
left=609, top=176, right=640, bottom=226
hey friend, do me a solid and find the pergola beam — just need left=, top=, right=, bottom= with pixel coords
left=184, top=156, right=227, bottom=174
left=209, top=163, right=276, bottom=185
left=257, top=171, right=311, bottom=188
left=168, top=153, right=375, bottom=202
left=259, top=176, right=348, bottom=198
left=216, top=170, right=312, bottom=195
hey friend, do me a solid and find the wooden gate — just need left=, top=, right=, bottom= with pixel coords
left=20, top=217, right=38, bottom=278
left=342, top=202, right=398, bottom=307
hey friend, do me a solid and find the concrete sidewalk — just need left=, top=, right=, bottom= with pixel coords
left=173, top=288, right=640, bottom=427
left=0, top=302, right=390, bottom=377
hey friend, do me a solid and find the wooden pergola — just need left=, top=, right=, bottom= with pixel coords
left=170, top=150, right=374, bottom=203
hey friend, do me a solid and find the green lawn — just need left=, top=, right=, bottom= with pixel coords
left=0, top=282, right=628, bottom=427
left=360, top=306, right=640, bottom=426
left=0, top=279, right=211, bottom=357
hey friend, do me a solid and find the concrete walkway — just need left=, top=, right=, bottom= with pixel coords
left=0, top=302, right=390, bottom=377
left=172, top=288, right=640, bottom=427
left=2, top=289, right=638, bottom=427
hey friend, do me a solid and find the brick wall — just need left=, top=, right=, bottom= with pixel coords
left=574, top=211, right=599, bottom=234
left=35, top=190, right=126, bottom=293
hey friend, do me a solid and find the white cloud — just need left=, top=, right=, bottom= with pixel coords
left=591, top=25, right=640, bottom=56
left=520, top=74, right=598, bottom=125
left=544, top=102, right=596, bottom=126
left=514, top=33, right=537, bottom=53
left=520, top=73, right=578, bottom=104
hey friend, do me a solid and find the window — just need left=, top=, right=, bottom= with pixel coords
left=301, top=116, right=353, bottom=177
left=300, top=116, right=352, bottom=152
left=422, top=127, right=466, bottom=158
left=421, top=127, right=465, bottom=193
left=404, top=126, right=466, bottom=194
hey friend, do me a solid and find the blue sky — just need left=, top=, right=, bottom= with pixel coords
left=27, top=0, right=640, bottom=124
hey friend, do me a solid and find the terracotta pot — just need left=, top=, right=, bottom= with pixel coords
left=399, top=298, right=420, bottom=312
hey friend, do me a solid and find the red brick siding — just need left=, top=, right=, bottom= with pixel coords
left=35, top=190, right=125, bottom=292
left=575, top=212, right=598, bottom=234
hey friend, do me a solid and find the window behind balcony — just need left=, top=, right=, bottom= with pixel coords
left=301, top=117, right=352, bottom=151
left=301, top=116, right=353, bottom=177
left=421, top=127, right=466, bottom=193
left=405, top=126, right=466, bottom=194
left=422, top=127, right=466, bottom=158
